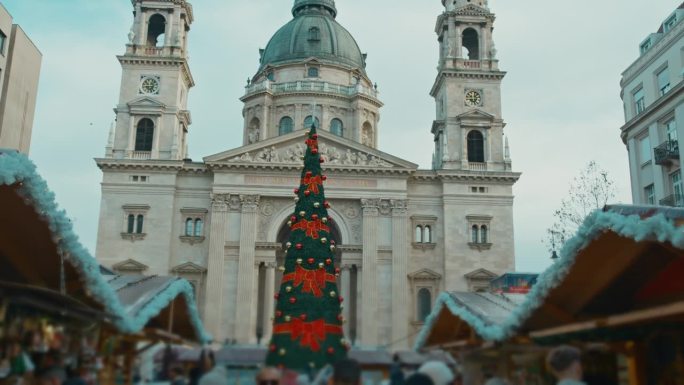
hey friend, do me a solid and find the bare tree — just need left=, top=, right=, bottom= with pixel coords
left=544, top=161, right=617, bottom=256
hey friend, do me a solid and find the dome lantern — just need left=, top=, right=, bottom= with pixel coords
left=292, top=0, right=337, bottom=18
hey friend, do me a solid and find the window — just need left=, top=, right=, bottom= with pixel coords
left=121, top=204, right=150, bottom=240
left=180, top=208, right=208, bottom=244
left=135, top=118, right=155, bottom=152
left=307, top=67, right=319, bottom=77
left=672, top=172, right=683, bottom=206
left=666, top=118, right=677, bottom=141
left=640, top=39, right=652, bottom=54
left=467, top=215, right=493, bottom=250
left=147, top=14, right=166, bottom=47
left=664, top=15, right=678, bottom=33
left=130, top=175, right=149, bottom=183
left=194, top=219, right=203, bottom=237
left=303, top=115, right=320, bottom=129
left=185, top=218, right=194, bottom=236
left=462, top=28, right=479, bottom=60
left=330, top=119, right=344, bottom=137
left=645, top=184, right=655, bottom=205
left=417, top=288, right=432, bottom=322
left=640, top=136, right=651, bottom=164
left=411, top=216, right=437, bottom=249
left=480, top=225, right=488, bottom=244
left=633, top=88, right=645, bottom=115
left=657, top=67, right=671, bottom=96
left=0, top=30, right=6, bottom=56
left=471, top=225, right=479, bottom=243
left=266, top=71, right=275, bottom=81
left=308, top=27, right=321, bottom=42
left=279, top=116, right=294, bottom=135
left=467, top=130, right=485, bottom=163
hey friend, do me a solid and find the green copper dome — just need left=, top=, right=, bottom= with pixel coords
left=259, top=1, right=366, bottom=71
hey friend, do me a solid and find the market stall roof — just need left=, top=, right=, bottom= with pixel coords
left=0, top=150, right=210, bottom=343
left=415, top=292, right=525, bottom=350
left=415, top=204, right=684, bottom=349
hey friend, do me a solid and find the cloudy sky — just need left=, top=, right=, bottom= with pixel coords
left=3, top=0, right=679, bottom=272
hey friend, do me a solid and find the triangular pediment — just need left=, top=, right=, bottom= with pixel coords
left=128, top=97, right=166, bottom=109
left=204, top=130, right=417, bottom=170
left=464, top=268, right=498, bottom=280
left=453, top=4, right=492, bottom=17
left=112, top=258, right=148, bottom=272
left=408, top=268, right=442, bottom=281
left=171, top=262, right=207, bottom=274
left=457, top=109, right=496, bottom=121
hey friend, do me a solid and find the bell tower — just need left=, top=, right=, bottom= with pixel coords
left=106, top=0, right=195, bottom=161
left=431, top=0, right=511, bottom=172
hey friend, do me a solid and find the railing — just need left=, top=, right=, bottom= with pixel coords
left=654, top=140, right=679, bottom=165
left=469, top=162, right=487, bottom=171
left=244, top=80, right=379, bottom=99
left=660, top=193, right=684, bottom=207
left=128, top=151, right=152, bottom=160
left=461, top=60, right=482, bottom=69
left=144, top=47, right=165, bottom=56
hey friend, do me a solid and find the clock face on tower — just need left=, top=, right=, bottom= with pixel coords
left=139, top=76, right=160, bottom=95
left=465, top=90, right=482, bottom=107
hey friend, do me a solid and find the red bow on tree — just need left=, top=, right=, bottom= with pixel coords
left=291, top=218, right=329, bottom=239
left=274, top=319, right=343, bottom=352
left=302, top=174, right=323, bottom=194
left=283, top=265, right=336, bottom=297
left=305, top=138, right=318, bottom=152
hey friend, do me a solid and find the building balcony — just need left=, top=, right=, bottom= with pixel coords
left=660, top=194, right=684, bottom=207
left=128, top=151, right=151, bottom=160
left=654, top=140, right=679, bottom=166
left=243, top=80, right=379, bottom=100
left=468, top=162, right=487, bottom=171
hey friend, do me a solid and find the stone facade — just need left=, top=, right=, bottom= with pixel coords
left=95, top=0, right=519, bottom=349
left=621, top=4, right=684, bottom=208
left=0, top=4, right=41, bottom=154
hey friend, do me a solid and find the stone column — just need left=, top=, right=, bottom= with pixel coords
left=234, top=195, right=260, bottom=343
left=136, top=5, right=145, bottom=46
left=204, top=194, right=229, bottom=342
left=391, top=200, right=410, bottom=349
left=152, top=115, right=162, bottom=159
left=340, top=265, right=351, bottom=338
left=360, top=199, right=379, bottom=345
left=263, top=262, right=276, bottom=343
left=127, top=116, right=136, bottom=154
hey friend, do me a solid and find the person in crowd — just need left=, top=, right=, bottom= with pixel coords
left=255, top=367, right=282, bottom=385
left=38, top=349, right=66, bottom=385
left=546, top=345, right=585, bottom=385
left=197, top=351, right=227, bottom=385
left=405, top=373, right=434, bottom=385
left=418, top=361, right=454, bottom=385
left=169, top=367, right=187, bottom=385
left=389, top=354, right=404, bottom=385
left=189, top=350, right=213, bottom=385
left=331, top=359, right=361, bottom=385
left=63, top=366, right=88, bottom=385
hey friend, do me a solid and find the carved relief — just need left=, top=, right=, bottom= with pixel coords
left=227, top=143, right=394, bottom=168
left=378, top=200, right=392, bottom=216
left=361, top=198, right=380, bottom=216
left=240, top=195, right=261, bottom=209
left=211, top=193, right=242, bottom=212
left=391, top=199, right=409, bottom=215
left=228, top=195, right=242, bottom=211
left=260, top=201, right=275, bottom=217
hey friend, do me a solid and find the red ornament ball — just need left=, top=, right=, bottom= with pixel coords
left=276, top=311, right=282, bottom=317
left=304, top=190, right=311, bottom=196
left=338, top=296, right=344, bottom=303
left=294, top=188, right=299, bottom=194
left=322, top=175, right=327, bottom=181
left=312, top=214, right=319, bottom=220
left=296, top=243, right=303, bottom=250
left=312, top=134, right=318, bottom=140
left=306, top=171, right=312, bottom=177
left=274, top=293, right=280, bottom=300
left=319, top=158, right=325, bottom=163
left=290, top=215, right=297, bottom=222
left=337, top=314, right=344, bottom=321
left=307, top=258, right=315, bottom=265
left=300, top=314, right=307, bottom=321
left=327, top=347, right=335, bottom=355
left=325, top=258, right=332, bottom=265
left=335, top=268, right=341, bottom=274
left=330, top=240, right=336, bottom=245
left=269, top=344, right=276, bottom=352
left=312, top=149, right=318, bottom=155
left=324, top=201, right=330, bottom=208
left=289, top=297, right=297, bottom=304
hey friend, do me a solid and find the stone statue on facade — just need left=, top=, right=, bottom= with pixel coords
left=248, top=126, right=261, bottom=144
left=128, top=29, right=136, bottom=44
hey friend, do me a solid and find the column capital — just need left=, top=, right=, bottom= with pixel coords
left=240, top=194, right=261, bottom=212
left=391, top=199, right=409, bottom=216
left=265, top=262, right=277, bottom=269
left=210, top=193, right=229, bottom=212
left=361, top=198, right=380, bottom=216
left=340, top=264, right=352, bottom=271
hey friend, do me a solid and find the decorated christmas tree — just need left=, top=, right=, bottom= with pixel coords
left=265, top=125, right=348, bottom=371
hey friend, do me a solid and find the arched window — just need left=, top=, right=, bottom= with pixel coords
left=415, top=226, right=423, bottom=243
left=136, top=215, right=144, bottom=234
left=331, top=119, right=344, bottom=137
left=308, top=27, right=321, bottom=42
left=471, top=225, right=479, bottom=244
left=424, top=226, right=432, bottom=243
left=462, top=28, right=479, bottom=60
left=194, top=219, right=203, bottom=237
left=147, top=14, right=166, bottom=47
left=185, top=218, right=194, bottom=236
left=417, top=288, right=432, bottom=322
left=467, top=130, right=485, bottom=163
left=307, top=67, right=319, bottom=77
left=304, top=115, right=320, bottom=129
left=266, top=71, right=275, bottom=81
left=135, top=118, right=154, bottom=152
left=480, top=225, right=488, bottom=244
left=279, top=117, right=294, bottom=135
left=127, top=215, right=135, bottom=234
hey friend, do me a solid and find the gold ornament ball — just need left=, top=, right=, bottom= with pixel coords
left=314, top=202, right=321, bottom=208
left=285, top=286, right=292, bottom=293
left=330, top=291, right=337, bottom=297
left=284, top=316, right=291, bottom=322
left=321, top=237, right=327, bottom=244
left=278, top=266, right=285, bottom=272
left=321, top=217, right=327, bottom=223
left=318, top=263, right=324, bottom=268
left=296, top=258, right=303, bottom=264
left=279, top=348, right=286, bottom=356
left=299, top=211, right=306, bottom=217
